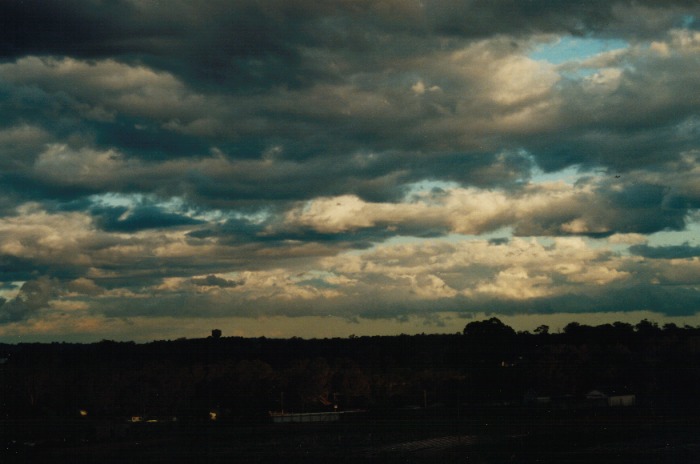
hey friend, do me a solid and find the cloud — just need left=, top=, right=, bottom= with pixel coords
left=66, top=278, right=105, bottom=297
left=1, top=1, right=700, bottom=337
left=191, top=274, right=244, bottom=288
left=630, top=243, right=700, bottom=259
left=0, top=215, right=698, bottom=329
left=0, top=277, right=57, bottom=323
left=2, top=29, right=699, bottom=207
left=0, top=204, right=97, bottom=269
left=278, top=171, right=696, bottom=239
left=0, top=124, right=51, bottom=165
left=89, top=204, right=203, bottom=232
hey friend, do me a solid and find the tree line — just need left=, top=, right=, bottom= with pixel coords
left=2, top=317, right=700, bottom=429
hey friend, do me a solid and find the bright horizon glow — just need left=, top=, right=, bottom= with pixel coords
left=1, top=310, right=697, bottom=344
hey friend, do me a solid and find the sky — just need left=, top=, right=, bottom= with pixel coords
left=1, top=1, right=700, bottom=342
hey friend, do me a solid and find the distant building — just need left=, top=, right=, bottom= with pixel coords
left=523, top=390, right=552, bottom=405
left=523, top=390, right=577, bottom=409
left=211, top=329, right=222, bottom=339
left=269, top=411, right=340, bottom=423
left=586, top=388, right=636, bottom=407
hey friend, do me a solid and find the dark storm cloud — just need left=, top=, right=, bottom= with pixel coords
left=89, top=204, right=203, bottom=232
left=186, top=216, right=269, bottom=242
left=94, top=119, right=211, bottom=161
left=2, top=0, right=700, bottom=338
left=403, top=151, right=534, bottom=189
left=0, top=1, right=138, bottom=57
left=630, top=243, right=700, bottom=259
left=457, top=285, right=700, bottom=318
left=596, top=182, right=689, bottom=234
left=1, top=1, right=698, bottom=210
left=528, top=285, right=700, bottom=317
left=351, top=278, right=700, bottom=321
left=189, top=216, right=393, bottom=252
left=427, top=0, right=700, bottom=38
left=488, top=237, right=510, bottom=245
left=0, top=255, right=54, bottom=283
left=2, top=1, right=698, bottom=91
left=0, top=0, right=330, bottom=91
left=191, top=275, right=243, bottom=288
left=528, top=64, right=700, bottom=173
left=0, top=277, right=56, bottom=323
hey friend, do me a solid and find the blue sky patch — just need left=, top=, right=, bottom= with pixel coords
left=530, top=36, right=628, bottom=64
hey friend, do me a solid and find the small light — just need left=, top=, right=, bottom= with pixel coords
left=79, top=410, right=88, bottom=417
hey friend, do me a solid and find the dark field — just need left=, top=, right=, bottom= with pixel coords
left=5, top=321, right=700, bottom=463
left=6, top=407, right=700, bottom=464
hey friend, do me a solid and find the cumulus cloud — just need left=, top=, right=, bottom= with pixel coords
left=74, top=233, right=698, bottom=322
left=630, top=243, right=700, bottom=259
left=191, top=274, right=244, bottom=288
left=279, top=171, right=695, bottom=239
left=66, top=278, right=105, bottom=297
left=0, top=277, right=57, bottom=323
left=1, top=1, right=700, bottom=338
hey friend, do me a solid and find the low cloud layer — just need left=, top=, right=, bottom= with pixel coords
left=1, top=1, right=700, bottom=340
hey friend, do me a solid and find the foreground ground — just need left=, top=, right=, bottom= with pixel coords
left=5, top=406, right=700, bottom=463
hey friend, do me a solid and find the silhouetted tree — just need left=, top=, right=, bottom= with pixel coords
left=636, top=319, right=661, bottom=335
left=463, top=317, right=516, bottom=338
left=534, top=324, right=549, bottom=335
